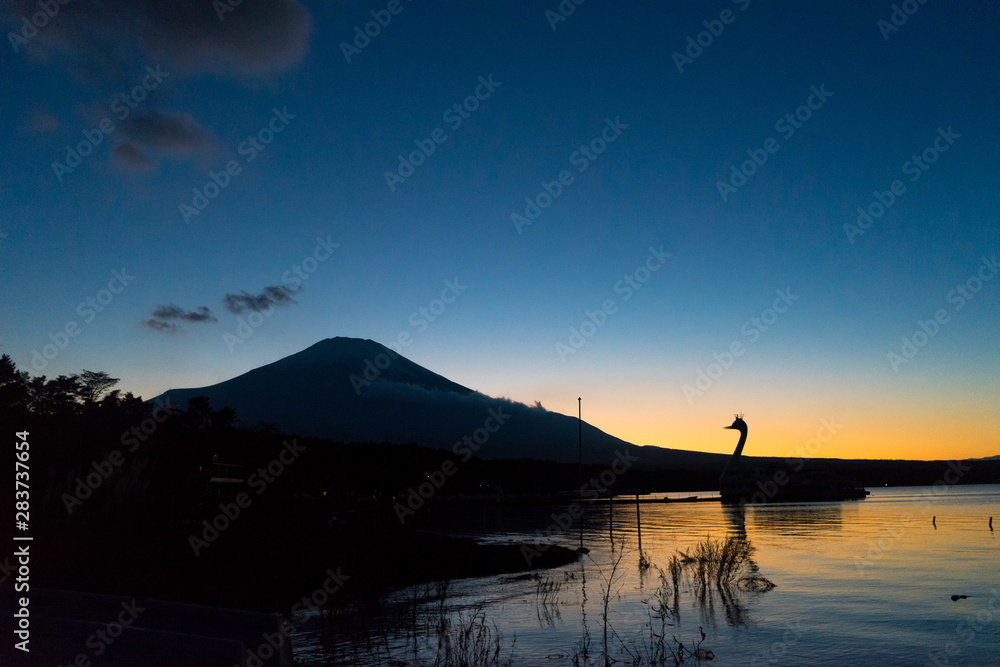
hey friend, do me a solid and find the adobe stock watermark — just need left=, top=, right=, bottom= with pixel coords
left=349, top=278, right=468, bottom=394
left=384, top=74, right=501, bottom=192
left=30, top=267, right=135, bottom=372
left=749, top=621, right=807, bottom=667
left=510, top=116, right=629, bottom=233
left=223, top=235, right=340, bottom=353
left=672, top=0, right=751, bottom=73
left=521, top=449, right=639, bottom=566
left=887, top=255, right=996, bottom=372
left=556, top=245, right=671, bottom=361
left=683, top=287, right=798, bottom=403
left=545, top=0, right=587, bottom=31
left=927, top=588, right=1000, bottom=667
left=340, top=0, right=413, bottom=63
left=877, top=0, right=930, bottom=41
left=188, top=439, right=307, bottom=556
left=179, top=107, right=296, bottom=224
left=717, top=84, right=833, bottom=202
left=214, top=0, right=244, bottom=21
left=51, top=65, right=169, bottom=183
left=7, top=0, right=68, bottom=53
left=56, top=599, right=146, bottom=665
left=740, top=417, right=843, bottom=504
left=854, top=459, right=970, bottom=572
left=844, top=127, right=960, bottom=243
left=237, top=567, right=350, bottom=667
left=393, top=406, right=511, bottom=523
left=62, top=398, right=178, bottom=515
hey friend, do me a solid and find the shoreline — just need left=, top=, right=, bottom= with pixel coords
left=25, top=501, right=581, bottom=614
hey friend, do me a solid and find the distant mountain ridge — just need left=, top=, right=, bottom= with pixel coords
left=150, top=337, right=1000, bottom=482
left=152, top=337, right=663, bottom=465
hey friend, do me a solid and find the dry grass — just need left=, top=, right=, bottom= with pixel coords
left=677, top=535, right=775, bottom=592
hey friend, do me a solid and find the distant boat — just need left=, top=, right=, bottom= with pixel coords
left=719, top=415, right=869, bottom=504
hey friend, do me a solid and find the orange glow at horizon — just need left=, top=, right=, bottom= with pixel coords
left=535, top=383, right=998, bottom=462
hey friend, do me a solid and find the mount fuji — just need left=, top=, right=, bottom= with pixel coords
left=151, top=337, right=715, bottom=467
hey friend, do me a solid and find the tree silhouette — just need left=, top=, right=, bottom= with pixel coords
left=0, top=354, right=30, bottom=417
left=210, top=405, right=239, bottom=431
left=79, top=369, right=119, bottom=405
left=185, top=396, right=213, bottom=430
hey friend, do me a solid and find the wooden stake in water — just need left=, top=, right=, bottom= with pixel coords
left=636, top=493, right=642, bottom=553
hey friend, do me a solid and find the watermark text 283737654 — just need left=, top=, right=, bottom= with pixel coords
left=13, top=428, right=31, bottom=653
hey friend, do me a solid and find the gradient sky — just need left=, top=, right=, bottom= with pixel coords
left=2, top=1, right=998, bottom=461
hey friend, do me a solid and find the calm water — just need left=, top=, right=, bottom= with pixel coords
left=291, top=485, right=1000, bottom=666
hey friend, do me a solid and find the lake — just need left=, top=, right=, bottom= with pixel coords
left=290, top=484, right=1000, bottom=665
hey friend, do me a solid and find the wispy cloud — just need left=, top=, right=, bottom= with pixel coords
left=8, top=0, right=312, bottom=77
left=112, top=141, right=154, bottom=170
left=224, top=286, right=299, bottom=313
left=143, top=319, right=177, bottom=333
left=123, top=112, right=211, bottom=154
left=25, top=109, right=59, bottom=133
left=153, top=305, right=217, bottom=322
left=144, top=304, right=217, bottom=332
left=9, top=0, right=311, bottom=170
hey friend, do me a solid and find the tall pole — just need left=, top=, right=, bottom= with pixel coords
left=577, top=397, right=588, bottom=553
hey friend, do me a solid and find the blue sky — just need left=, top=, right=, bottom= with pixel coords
left=1, top=1, right=998, bottom=459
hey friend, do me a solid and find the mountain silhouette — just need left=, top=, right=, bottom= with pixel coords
left=149, top=337, right=999, bottom=483
left=151, top=337, right=660, bottom=464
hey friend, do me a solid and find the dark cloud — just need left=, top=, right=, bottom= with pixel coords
left=8, top=0, right=310, bottom=170
left=144, top=304, right=217, bottom=332
left=224, top=286, right=299, bottom=314
left=9, top=0, right=312, bottom=77
left=143, top=319, right=177, bottom=333
left=124, top=112, right=211, bottom=154
left=25, top=110, right=59, bottom=133
left=152, top=304, right=218, bottom=322
left=112, top=141, right=154, bottom=171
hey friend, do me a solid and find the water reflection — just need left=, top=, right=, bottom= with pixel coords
left=722, top=503, right=746, bottom=539
left=749, top=503, right=847, bottom=536
left=578, top=558, right=592, bottom=664
left=291, top=486, right=1000, bottom=665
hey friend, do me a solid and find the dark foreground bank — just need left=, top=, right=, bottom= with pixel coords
left=25, top=499, right=578, bottom=614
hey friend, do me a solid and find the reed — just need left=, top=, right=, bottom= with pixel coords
left=534, top=574, right=564, bottom=627
left=677, top=535, right=774, bottom=591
